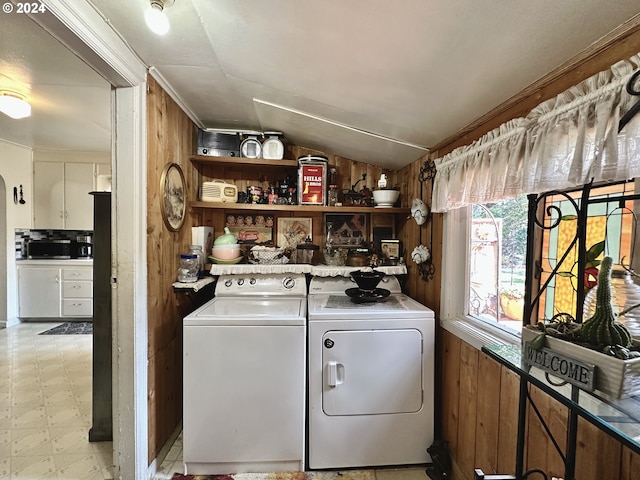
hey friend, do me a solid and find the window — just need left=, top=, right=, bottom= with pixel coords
left=535, top=181, right=637, bottom=325
left=435, top=53, right=640, bottom=347
left=468, top=196, right=528, bottom=333
left=443, top=182, right=637, bottom=343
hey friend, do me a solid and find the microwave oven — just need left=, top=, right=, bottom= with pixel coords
left=27, top=239, right=72, bottom=259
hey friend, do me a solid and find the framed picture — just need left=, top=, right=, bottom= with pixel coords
left=277, top=217, right=312, bottom=250
left=324, top=213, right=368, bottom=247
left=160, top=163, right=186, bottom=232
left=380, top=239, right=401, bottom=259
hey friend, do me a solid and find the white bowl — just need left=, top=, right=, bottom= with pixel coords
left=211, top=244, right=241, bottom=260
left=373, top=189, right=400, bottom=206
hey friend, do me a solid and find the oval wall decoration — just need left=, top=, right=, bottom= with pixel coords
left=160, top=162, right=186, bottom=232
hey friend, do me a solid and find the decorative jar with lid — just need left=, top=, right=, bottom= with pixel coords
left=262, top=132, right=285, bottom=159
left=177, top=254, right=199, bottom=283
left=188, top=245, right=206, bottom=277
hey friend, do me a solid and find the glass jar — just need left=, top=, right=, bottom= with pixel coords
left=188, top=245, right=206, bottom=277
left=177, top=254, right=199, bottom=283
left=262, top=132, right=285, bottom=160
left=240, top=134, right=262, bottom=158
left=329, top=167, right=338, bottom=186
left=328, top=185, right=339, bottom=206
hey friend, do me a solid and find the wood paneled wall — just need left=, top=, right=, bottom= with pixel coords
left=416, top=22, right=640, bottom=480
left=145, top=81, right=429, bottom=464
left=441, top=330, right=640, bottom=479
left=195, top=145, right=414, bottom=254
left=143, top=20, right=640, bottom=470
left=146, top=76, right=197, bottom=463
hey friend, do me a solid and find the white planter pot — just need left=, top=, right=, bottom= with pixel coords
left=522, top=327, right=640, bottom=399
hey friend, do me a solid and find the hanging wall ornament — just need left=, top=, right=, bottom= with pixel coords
left=411, top=198, right=429, bottom=226
left=415, top=157, right=436, bottom=282
left=411, top=244, right=430, bottom=264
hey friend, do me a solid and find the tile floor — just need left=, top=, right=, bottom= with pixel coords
left=0, top=321, right=113, bottom=479
left=153, top=430, right=428, bottom=480
left=0, top=322, right=428, bottom=480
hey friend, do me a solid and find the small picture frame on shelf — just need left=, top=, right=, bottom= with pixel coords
left=380, top=239, right=401, bottom=260
left=277, top=217, right=313, bottom=250
left=325, top=213, right=368, bottom=247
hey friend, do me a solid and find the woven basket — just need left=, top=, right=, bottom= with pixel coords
left=248, top=246, right=289, bottom=265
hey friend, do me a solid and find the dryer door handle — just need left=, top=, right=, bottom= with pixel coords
left=327, top=361, right=344, bottom=387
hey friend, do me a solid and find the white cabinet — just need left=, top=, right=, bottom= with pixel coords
left=17, top=265, right=61, bottom=317
left=61, top=268, right=93, bottom=317
left=33, top=162, right=98, bottom=229
left=18, top=262, right=93, bottom=319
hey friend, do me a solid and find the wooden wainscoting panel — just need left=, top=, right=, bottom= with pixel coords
left=474, top=352, right=502, bottom=473
left=575, top=417, right=622, bottom=480
left=441, top=330, right=461, bottom=455
left=525, top=385, right=567, bottom=479
left=457, top=340, right=480, bottom=477
left=496, top=367, right=520, bottom=474
left=621, top=445, right=640, bottom=480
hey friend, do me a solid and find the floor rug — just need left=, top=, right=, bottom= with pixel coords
left=39, top=321, right=93, bottom=335
left=172, top=472, right=375, bottom=480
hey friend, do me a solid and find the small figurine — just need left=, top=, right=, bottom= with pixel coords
left=378, top=174, right=387, bottom=189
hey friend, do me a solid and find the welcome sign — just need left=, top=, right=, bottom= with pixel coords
left=523, top=342, right=596, bottom=391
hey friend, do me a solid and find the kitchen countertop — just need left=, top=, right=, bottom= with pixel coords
left=16, top=258, right=94, bottom=265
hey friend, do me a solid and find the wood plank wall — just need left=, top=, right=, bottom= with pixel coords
left=146, top=80, right=429, bottom=464
left=441, top=330, right=640, bottom=479
left=146, top=76, right=197, bottom=463
left=195, top=145, right=414, bottom=257
left=144, top=19, right=640, bottom=469
left=412, top=21, right=640, bottom=480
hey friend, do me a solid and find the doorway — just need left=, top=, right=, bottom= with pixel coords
left=16, top=2, right=149, bottom=478
left=0, top=176, right=6, bottom=326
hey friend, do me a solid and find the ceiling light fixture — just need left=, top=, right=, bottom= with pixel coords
left=0, top=91, right=31, bottom=119
left=145, top=0, right=174, bottom=35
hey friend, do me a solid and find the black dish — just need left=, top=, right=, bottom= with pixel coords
left=345, top=287, right=391, bottom=303
left=350, top=269, right=386, bottom=291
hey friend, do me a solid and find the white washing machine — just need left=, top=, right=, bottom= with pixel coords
left=183, top=273, right=307, bottom=475
left=307, top=275, right=435, bottom=469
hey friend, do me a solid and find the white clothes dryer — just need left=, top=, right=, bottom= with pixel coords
left=307, top=274, right=435, bottom=469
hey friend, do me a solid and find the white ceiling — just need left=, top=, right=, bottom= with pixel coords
left=0, top=11, right=111, bottom=152
left=2, top=1, right=640, bottom=168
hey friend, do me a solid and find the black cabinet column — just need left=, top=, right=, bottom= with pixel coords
left=89, top=192, right=112, bottom=442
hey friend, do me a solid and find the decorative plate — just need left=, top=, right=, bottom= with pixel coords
left=345, top=287, right=391, bottom=303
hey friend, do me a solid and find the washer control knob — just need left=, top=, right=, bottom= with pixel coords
left=224, top=279, right=233, bottom=288
left=249, top=278, right=257, bottom=285
left=283, top=276, right=296, bottom=289
left=237, top=278, right=244, bottom=286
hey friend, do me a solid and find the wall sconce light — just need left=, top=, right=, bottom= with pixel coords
left=145, top=0, right=174, bottom=35
left=0, top=91, right=31, bottom=119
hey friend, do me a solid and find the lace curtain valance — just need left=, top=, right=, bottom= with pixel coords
left=432, top=53, right=640, bottom=213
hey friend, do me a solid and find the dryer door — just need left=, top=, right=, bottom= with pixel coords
left=321, top=329, right=423, bottom=416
